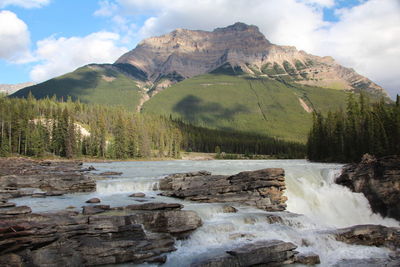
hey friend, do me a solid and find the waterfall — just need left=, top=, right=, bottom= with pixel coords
left=285, top=166, right=399, bottom=228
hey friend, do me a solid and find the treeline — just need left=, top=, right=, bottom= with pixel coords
left=0, top=95, right=305, bottom=159
left=176, top=120, right=305, bottom=158
left=307, top=94, right=400, bottom=162
left=0, top=95, right=181, bottom=159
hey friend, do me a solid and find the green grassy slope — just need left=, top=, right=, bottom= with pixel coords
left=142, top=74, right=348, bottom=142
left=11, top=65, right=142, bottom=111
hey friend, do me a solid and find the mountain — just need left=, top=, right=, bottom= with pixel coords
left=0, top=82, right=34, bottom=95
left=11, top=23, right=390, bottom=142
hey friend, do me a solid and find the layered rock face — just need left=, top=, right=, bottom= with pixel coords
left=336, top=154, right=400, bottom=220
left=159, top=169, right=287, bottom=211
left=0, top=202, right=202, bottom=266
left=116, top=22, right=387, bottom=97
left=0, top=158, right=96, bottom=201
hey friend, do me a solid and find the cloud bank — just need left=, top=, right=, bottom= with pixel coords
left=0, top=10, right=32, bottom=62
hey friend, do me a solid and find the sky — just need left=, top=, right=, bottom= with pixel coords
left=0, top=0, right=399, bottom=99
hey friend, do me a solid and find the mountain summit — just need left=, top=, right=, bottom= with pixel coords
left=116, top=22, right=387, bottom=97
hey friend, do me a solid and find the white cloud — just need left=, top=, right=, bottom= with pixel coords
left=97, top=0, right=400, bottom=98
left=315, top=0, right=400, bottom=98
left=0, top=0, right=50, bottom=8
left=30, top=32, right=128, bottom=82
left=0, top=10, right=32, bottom=62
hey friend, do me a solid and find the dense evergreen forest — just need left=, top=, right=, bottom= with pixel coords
left=307, top=94, right=400, bottom=162
left=0, top=95, right=305, bottom=159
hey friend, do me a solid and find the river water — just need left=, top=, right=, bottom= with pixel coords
left=13, top=160, right=399, bottom=266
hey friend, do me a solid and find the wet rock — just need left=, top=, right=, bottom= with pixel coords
left=294, top=252, right=321, bottom=265
left=0, top=201, right=16, bottom=208
left=335, top=224, right=400, bottom=250
left=45, top=191, right=66, bottom=196
left=99, top=171, right=122, bottom=176
left=0, top=158, right=96, bottom=201
left=31, top=193, right=46, bottom=198
left=125, top=202, right=183, bottom=211
left=222, top=205, right=237, bottom=213
left=86, top=197, right=101, bottom=203
left=191, top=240, right=297, bottom=267
left=333, top=257, right=400, bottom=267
left=0, top=206, right=32, bottom=215
left=160, top=168, right=287, bottom=211
left=337, top=154, right=400, bottom=220
left=0, top=202, right=202, bottom=266
left=129, top=192, right=146, bottom=197
left=82, top=205, right=110, bottom=215
left=265, top=213, right=284, bottom=224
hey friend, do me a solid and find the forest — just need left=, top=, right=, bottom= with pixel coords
left=307, top=94, right=400, bottom=162
left=0, top=94, right=305, bottom=159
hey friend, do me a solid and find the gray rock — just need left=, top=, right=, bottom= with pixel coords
left=86, top=198, right=101, bottom=203
left=337, top=154, right=400, bottom=220
left=125, top=202, right=183, bottom=211
left=129, top=192, right=146, bottom=197
left=82, top=205, right=110, bottom=215
left=99, top=171, right=122, bottom=176
left=159, top=168, right=287, bottom=211
left=222, top=205, right=237, bottom=213
left=0, top=202, right=202, bottom=266
left=294, top=252, right=321, bottom=265
left=0, top=206, right=32, bottom=215
left=191, top=240, right=297, bottom=267
left=334, top=224, right=400, bottom=250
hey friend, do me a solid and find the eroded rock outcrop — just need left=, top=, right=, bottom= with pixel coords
left=0, top=158, right=96, bottom=201
left=335, top=224, right=400, bottom=250
left=337, top=154, right=400, bottom=220
left=0, top=202, right=202, bottom=266
left=159, top=169, right=287, bottom=211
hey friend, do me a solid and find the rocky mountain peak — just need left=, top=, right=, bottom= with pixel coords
left=115, top=23, right=388, bottom=98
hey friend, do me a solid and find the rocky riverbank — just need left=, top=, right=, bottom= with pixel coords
left=0, top=158, right=96, bottom=202
left=337, top=154, right=400, bottom=220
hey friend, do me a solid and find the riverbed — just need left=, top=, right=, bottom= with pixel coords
left=13, top=160, right=400, bottom=266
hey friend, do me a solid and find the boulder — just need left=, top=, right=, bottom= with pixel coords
left=125, top=202, right=183, bottom=211
left=294, top=252, right=321, bottom=265
left=222, top=205, right=237, bottom=213
left=191, top=240, right=297, bottom=267
left=335, top=224, right=400, bottom=250
left=82, top=205, right=110, bottom=215
left=159, top=168, right=287, bottom=211
left=0, top=206, right=32, bottom=215
left=129, top=192, right=146, bottom=197
left=337, top=154, right=400, bottom=220
left=86, top=198, right=101, bottom=203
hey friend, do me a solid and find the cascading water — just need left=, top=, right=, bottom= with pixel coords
left=12, top=160, right=399, bottom=266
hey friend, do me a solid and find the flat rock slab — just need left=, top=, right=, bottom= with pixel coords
left=0, top=158, right=96, bottom=200
left=335, top=224, right=400, bottom=250
left=191, top=239, right=297, bottom=267
left=0, top=202, right=202, bottom=266
left=159, top=169, right=287, bottom=211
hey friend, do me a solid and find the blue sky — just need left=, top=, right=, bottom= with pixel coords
left=0, top=0, right=399, bottom=98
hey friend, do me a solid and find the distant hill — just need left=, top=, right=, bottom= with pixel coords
left=0, top=82, right=34, bottom=95
left=11, top=22, right=390, bottom=142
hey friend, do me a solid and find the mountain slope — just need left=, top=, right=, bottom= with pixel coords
left=143, top=73, right=348, bottom=142
left=11, top=64, right=146, bottom=111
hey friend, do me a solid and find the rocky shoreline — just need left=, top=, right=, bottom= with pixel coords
left=1, top=157, right=400, bottom=266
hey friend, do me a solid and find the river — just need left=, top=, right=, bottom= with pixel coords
left=13, top=160, right=399, bottom=266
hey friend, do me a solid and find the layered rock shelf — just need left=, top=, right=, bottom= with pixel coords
left=337, top=154, right=400, bottom=220
left=0, top=158, right=96, bottom=201
left=159, top=169, right=287, bottom=211
left=0, top=202, right=202, bottom=266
